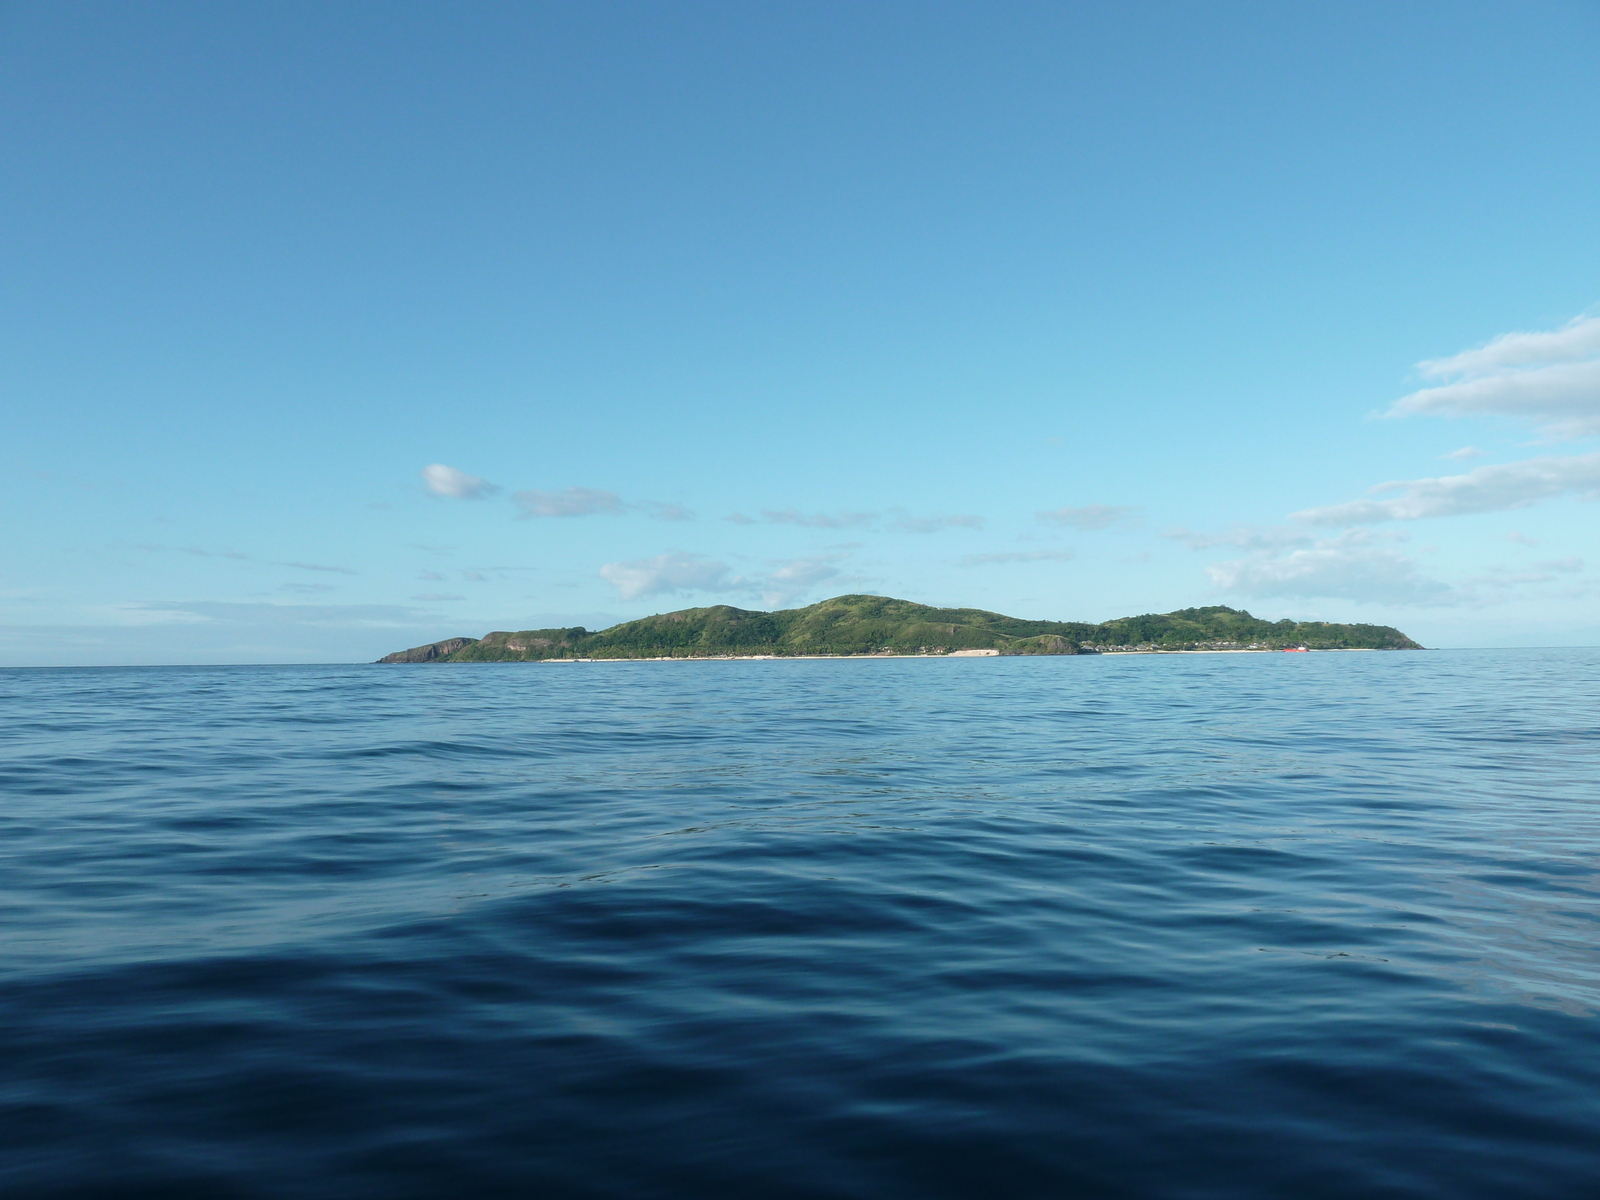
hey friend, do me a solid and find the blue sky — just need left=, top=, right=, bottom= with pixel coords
left=5, top=1, right=1599, bottom=664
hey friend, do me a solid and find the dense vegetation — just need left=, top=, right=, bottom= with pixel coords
left=1085, top=605, right=1421, bottom=650
left=378, top=595, right=1421, bottom=662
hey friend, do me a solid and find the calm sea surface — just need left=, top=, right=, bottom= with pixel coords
left=2, top=651, right=1597, bottom=1198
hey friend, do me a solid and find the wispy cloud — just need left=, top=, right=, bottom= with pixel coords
left=283, top=561, right=359, bottom=575
left=1538, top=556, right=1583, bottom=573
left=1463, top=558, right=1586, bottom=590
left=1163, top=525, right=1313, bottom=551
left=1390, top=313, right=1600, bottom=439
left=723, top=508, right=981, bottom=533
left=1443, top=446, right=1485, bottom=460
left=1292, top=451, right=1600, bottom=526
left=1418, top=314, right=1600, bottom=378
left=645, top=501, right=696, bottom=521
left=140, top=553, right=361, bottom=576
left=1208, top=530, right=1455, bottom=606
left=728, top=509, right=877, bottom=529
left=135, top=544, right=249, bottom=560
left=1037, top=504, right=1139, bottom=530
left=514, top=487, right=625, bottom=518
left=126, top=601, right=437, bottom=626
left=759, top=555, right=849, bottom=607
left=891, top=512, right=986, bottom=533
left=411, top=592, right=465, bottom=601
left=959, top=550, right=1075, bottom=566
left=597, top=550, right=855, bottom=608
left=422, top=464, right=499, bottom=499
left=599, top=553, right=734, bottom=600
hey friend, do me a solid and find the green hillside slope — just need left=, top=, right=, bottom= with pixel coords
left=378, top=595, right=1421, bottom=662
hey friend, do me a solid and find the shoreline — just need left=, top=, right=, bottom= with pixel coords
left=528, top=647, right=1387, bottom=662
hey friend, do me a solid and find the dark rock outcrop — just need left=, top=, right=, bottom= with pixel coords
left=376, top=637, right=478, bottom=663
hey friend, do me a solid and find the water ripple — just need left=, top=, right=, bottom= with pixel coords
left=1, top=651, right=1597, bottom=1197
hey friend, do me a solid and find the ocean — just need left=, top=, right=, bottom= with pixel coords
left=2, top=650, right=1597, bottom=1198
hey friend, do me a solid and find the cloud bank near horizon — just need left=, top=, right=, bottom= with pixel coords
left=1207, top=530, right=1455, bottom=606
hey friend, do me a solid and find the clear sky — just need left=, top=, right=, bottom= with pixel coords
left=5, top=1, right=1599, bottom=664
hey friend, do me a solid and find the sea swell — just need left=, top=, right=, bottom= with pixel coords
left=1, top=651, right=1597, bottom=1197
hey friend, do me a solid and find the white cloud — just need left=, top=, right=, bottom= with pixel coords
left=598, top=550, right=854, bottom=608
left=1208, top=530, right=1454, bottom=606
left=1390, top=314, right=1600, bottom=439
left=891, top=512, right=985, bottom=533
left=1293, top=451, right=1600, bottom=526
left=759, top=555, right=846, bottom=607
left=514, top=487, right=625, bottom=518
left=959, top=550, right=1075, bottom=566
left=599, top=553, right=733, bottom=600
left=1417, top=314, right=1600, bottom=378
left=422, top=464, right=498, bottom=499
left=1037, top=504, right=1139, bottom=530
left=1443, top=446, right=1484, bottom=460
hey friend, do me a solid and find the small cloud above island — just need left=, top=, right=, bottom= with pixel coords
left=758, top=555, right=849, bottom=607
left=422, top=464, right=499, bottom=499
left=597, top=550, right=855, bottom=608
left=599, top=552, right=732, bottom=600
left=1207, top=530, right=1455, bottom=606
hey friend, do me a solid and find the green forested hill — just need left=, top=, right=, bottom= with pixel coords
left=1087, top=605, right=1421, bottom=650
left=378, top=595, right=1421, bottom=662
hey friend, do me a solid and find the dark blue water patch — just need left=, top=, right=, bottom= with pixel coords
left=1, top=651, right=1598, bottom=1198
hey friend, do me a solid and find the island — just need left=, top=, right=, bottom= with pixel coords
left=377, top=595, right=1421, bottom=662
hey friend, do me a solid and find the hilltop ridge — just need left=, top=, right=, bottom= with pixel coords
left=377, top=595, right=1421, bottom=662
